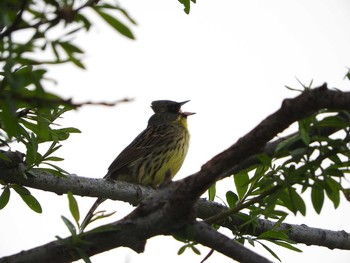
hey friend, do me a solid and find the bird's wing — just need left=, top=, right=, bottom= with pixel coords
left=105, top=125, right=173, bottom=178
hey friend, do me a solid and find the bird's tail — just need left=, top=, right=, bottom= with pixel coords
left=80, top=197, right=106, bottom=232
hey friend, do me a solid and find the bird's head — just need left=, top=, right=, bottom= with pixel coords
left=149, top=100, right=195, bottom=126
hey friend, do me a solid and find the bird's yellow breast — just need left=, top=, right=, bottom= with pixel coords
left=138, top=123, right=190, bottom=187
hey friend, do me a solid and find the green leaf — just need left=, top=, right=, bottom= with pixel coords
left=38, top=167, right=67, bottom=177
left=67, top=191, right=80, bottom=225
left=44, top=156, right=64, bottom=162
left=208, top=184, right=216, bottom=201
left=177, top=245, right=187, bottom=255
left=298, top=120, right=310, bottom=145
left=61, top=215, right=77, bottom=236
left=259, top=242, right=281, bottom=262
left=190, top=245, right=201, bottom=255
left=50, top=127, right=81, bottom=141
left=42, top=142, right=62, bottom=159
left=1, top=100, right=21, bottom=138
left=42, top=162, right=69, bottom=176
left=12, top=184, right=42, bottom=213
left=315, top=115, right=349, bottom=129
left=247, top=237, right=255, bottom=246
left=25, top=133, right=39, bottom=166
left=0, top=187, right=10, bottom=209
left=289, top=187, right=306, bottom=216
left=12, top=184, right=31, bottom=195
left=69, top=55, right=86, bottom=69
left=226, top=191, right=238, bottom=208
left=256, top=154, right=272, bottom=166
left=59, top=42, right=84, bottom=54
left=178, top=0, right=196, bottom=14
left=98, top=4, right=138, bottom=25
left=311, top=184, right=324, bottom=214
left=324, top=178, right=341, bottom=208
left=280, top=187, right=306, bottom=216
left=273, top=241, right=302, bottom=252
left=275, top=134, right=300, bottom=153
left=57, top=127, right=81, bottom=134
left=234, top=171, right=249, bottom=199
left=95, top=9, right=135, bottom=39
left=258, top=230, right=290, bottom=242
left=21, top=193, right=42, bottom=213
left=75, top=13, right=92, bottom=31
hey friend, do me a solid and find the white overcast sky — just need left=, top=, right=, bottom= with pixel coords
left=2, top=0, right=350, bottom=262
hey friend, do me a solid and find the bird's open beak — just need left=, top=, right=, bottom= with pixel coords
left=182, top=111, right=196, bottom=117
left=179, top=100, right=190, bottom=106
left=179, top=101, right=195, bottom=117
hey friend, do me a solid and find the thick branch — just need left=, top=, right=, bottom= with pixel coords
left=195, top=199, right=350, bottom=250
left=186, top=84, right=350, bottom=197
left=0, top=218, right=272, bottom=263
left=1, top=168, right=349, bottom=250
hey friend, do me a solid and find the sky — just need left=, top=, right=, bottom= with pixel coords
left=1, top=0, right=350, bottom=262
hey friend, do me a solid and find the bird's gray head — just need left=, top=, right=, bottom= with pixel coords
left=151, top=100, right=190, bottom=114
left=148, top=100, right=194, bottom=125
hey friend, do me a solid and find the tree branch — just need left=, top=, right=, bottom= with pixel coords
left=182, top=222, right=274, bottom=263
left=1, top=165, right=349, bottom=250
left=185, top=84, right=350, bottom=198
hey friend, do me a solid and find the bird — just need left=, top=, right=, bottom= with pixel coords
left=80, top=100, right=195, bottom=231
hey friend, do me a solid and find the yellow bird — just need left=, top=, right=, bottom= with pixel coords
left=80, top=100, right=194, bottom=230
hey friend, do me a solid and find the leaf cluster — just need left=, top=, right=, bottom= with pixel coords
left=207, top=110, right=350, bottom=260
left=0, top=0, right=139, bottom=211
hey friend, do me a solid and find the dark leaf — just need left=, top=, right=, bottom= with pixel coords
left=258, top=230, right=290, bottom=242
left=324, top=178, right=341, bottom=208
left=226, top=191, right=238, bottom=208
left=94, top=9, right=135, bottom=39
left=259, top=242, right=281, bottom=262
left=38, top=167, right=67, bottom=177
left=12, top=184, right=42, bottom=213
left=60, top=42, right=84, bottom=54
left=191, top=245, right=201, bottom=255
left=42, top=162, right=69, bottom=176
left=273, top=241, right=302, bottom=252
left=298, top=120, right=310, bottom=145
left=0, top=187, right=10, bottom=209
left=275, top=134, right=300, bottom=153
left=12, top=184, right=31, bottom=196
left=177, top=245, right=187, bottom=255
left=208, top=184, right=216, bottom=201
left=21, top=193, right=42, bottom=213
left=44, top=156, right=64, bottom=162
left=178, top=0, right=191, bottom=14
left=289, top=188, right=306, bottom=216
left=61, top=215, right=76, bottom=236
left=311, top=184, right=324, bottom=214
left=234, top=171, right=249, bottom=199
left=1, top=100, right=20, bottom=138
left=315, top=115, right=349, bottom=129
left=67, top=191, right=80, bottom=225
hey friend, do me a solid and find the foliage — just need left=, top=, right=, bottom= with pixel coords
left=207, top=109, right=350, bottom=260
left=0, top=0, right=139, bottom=208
